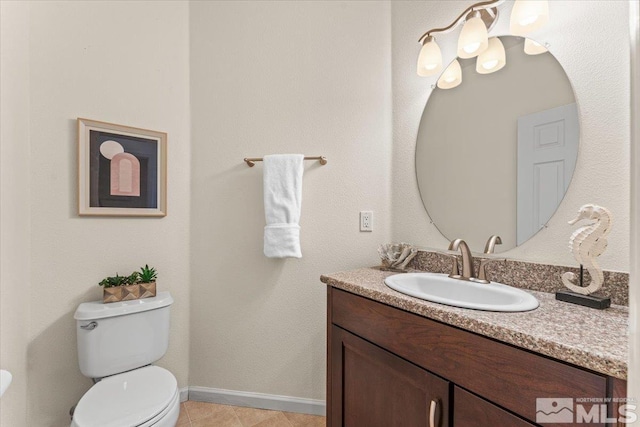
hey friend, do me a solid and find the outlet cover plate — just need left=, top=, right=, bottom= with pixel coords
left=360, top=211, right=373, bottom=232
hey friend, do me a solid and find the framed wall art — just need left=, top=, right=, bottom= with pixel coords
left=78, top=118, right=167, bottom=217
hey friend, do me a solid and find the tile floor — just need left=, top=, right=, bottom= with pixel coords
left=177, top=401, right=326, bottom=427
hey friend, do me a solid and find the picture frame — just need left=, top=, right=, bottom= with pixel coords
left=78, top=118, right=167, bottom=217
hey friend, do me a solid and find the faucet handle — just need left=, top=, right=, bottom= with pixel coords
left=484, top=235, right=502, bottom=254
left=475, top=258, right=506, bottom=283
left=447, top=239, right=462, bottom=277
left=448, top=255, right=460, bottom=278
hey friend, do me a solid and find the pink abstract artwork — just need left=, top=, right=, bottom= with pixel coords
left=110, top=152, right=141, bottom=197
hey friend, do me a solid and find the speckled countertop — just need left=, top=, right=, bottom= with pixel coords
left=321, top=267, right=629, bottom=380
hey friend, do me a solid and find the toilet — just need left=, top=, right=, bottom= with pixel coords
left=71, top=292, right=180, bottom=427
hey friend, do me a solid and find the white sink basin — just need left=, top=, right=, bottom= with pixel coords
left=385, top=273, right=539, bottom=312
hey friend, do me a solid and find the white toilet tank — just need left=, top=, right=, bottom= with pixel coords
left=74, top=292, right=173, bottom=379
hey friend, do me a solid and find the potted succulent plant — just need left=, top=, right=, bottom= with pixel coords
left=99, top=264, right=158, bottom=303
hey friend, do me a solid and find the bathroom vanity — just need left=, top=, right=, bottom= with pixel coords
left=326, top=8, right=632, bottom=427
left=322, top=267, right=628, bottom=427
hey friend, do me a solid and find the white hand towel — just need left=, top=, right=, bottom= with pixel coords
left=263, top=154, right=304, bottom=258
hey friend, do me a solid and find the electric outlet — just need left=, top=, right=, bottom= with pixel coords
left=360, top=211, right=373, bottom=232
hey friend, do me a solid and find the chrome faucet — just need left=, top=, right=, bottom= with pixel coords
left=448, top=239, right=475, bottom=280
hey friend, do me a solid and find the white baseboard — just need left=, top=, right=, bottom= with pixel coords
left=179, top=387, right=189, bottom=402
left=187, top=386, right=326, bottom=416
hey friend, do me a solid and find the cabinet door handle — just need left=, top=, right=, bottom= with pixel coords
left=429, top=399, right=438, bottom=427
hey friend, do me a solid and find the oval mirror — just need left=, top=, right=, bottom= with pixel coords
left=416, top=36, right=579, bottom=253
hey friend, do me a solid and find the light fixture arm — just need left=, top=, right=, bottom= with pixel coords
left=418, top=0, right=502, bottom=44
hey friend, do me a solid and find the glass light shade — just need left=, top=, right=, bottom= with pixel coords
left=437, top=59, right=462, bottom=90
left=417, top=37, right=443, bottom=77
left=476, top=37, right=506, bottom=74
left=524, top=38, right=548, bottom=55
left=510, top=0, right=549, bottom=36
left=457, top=13, right=489, bottom=59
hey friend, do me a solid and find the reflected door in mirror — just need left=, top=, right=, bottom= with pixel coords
left=517, top=103, right=578, bottom=244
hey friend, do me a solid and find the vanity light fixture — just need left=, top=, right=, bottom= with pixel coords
left=437, top=59, right=462, bottom=89
left=417, top=36, right=443, bottom=77
left=417, top=2, right=498, bottom=70
left=457, top=10, right=490, bottom=58
left=510, top=0, right=549, bottom=36
left=416, top=0, right=550, bottom=87
left=523, top=38, right=548, bottom=55
left=476, top=37, right=506, bottom=74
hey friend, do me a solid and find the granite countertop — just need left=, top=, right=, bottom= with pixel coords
left=321, top=267, right=629, bottom=380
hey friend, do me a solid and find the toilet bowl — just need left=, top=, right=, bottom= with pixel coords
left=72, top=292, right=178, bottom=427
left=70, top=366, right=180, bottom=427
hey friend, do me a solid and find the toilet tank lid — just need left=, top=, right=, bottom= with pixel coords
left=74, top=291, right=173, bottom=321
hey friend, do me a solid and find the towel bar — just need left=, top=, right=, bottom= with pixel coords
left=244, top=156, right=327, bottom=167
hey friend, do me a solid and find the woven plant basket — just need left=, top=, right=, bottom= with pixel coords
left=102, top=282, right=157, bottom=303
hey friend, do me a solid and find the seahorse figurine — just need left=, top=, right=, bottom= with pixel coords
left=561, top=204, right=612, bottom=295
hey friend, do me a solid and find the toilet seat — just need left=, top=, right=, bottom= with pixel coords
left=71, top=366, right=178, bottom=427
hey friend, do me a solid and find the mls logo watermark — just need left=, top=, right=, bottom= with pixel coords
left=536, top=398, right=638, bottom=424
left=537, top=398, right=574, bottom=423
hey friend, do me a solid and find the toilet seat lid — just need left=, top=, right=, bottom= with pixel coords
left=74, top=366, right=177, bottom=427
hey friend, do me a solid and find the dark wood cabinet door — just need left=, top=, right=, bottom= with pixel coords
left=454, top=387, right=536, bottom=427
left=330, top=326, right=449, bottom=427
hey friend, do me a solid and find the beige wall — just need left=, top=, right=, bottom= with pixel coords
left=0, top=2, right=31, bottom=426
left=189, top=1, right=391, bottom=400
left=8, top=2, right=192, bottom=425
left=392, top=0, right=630, bottom=271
